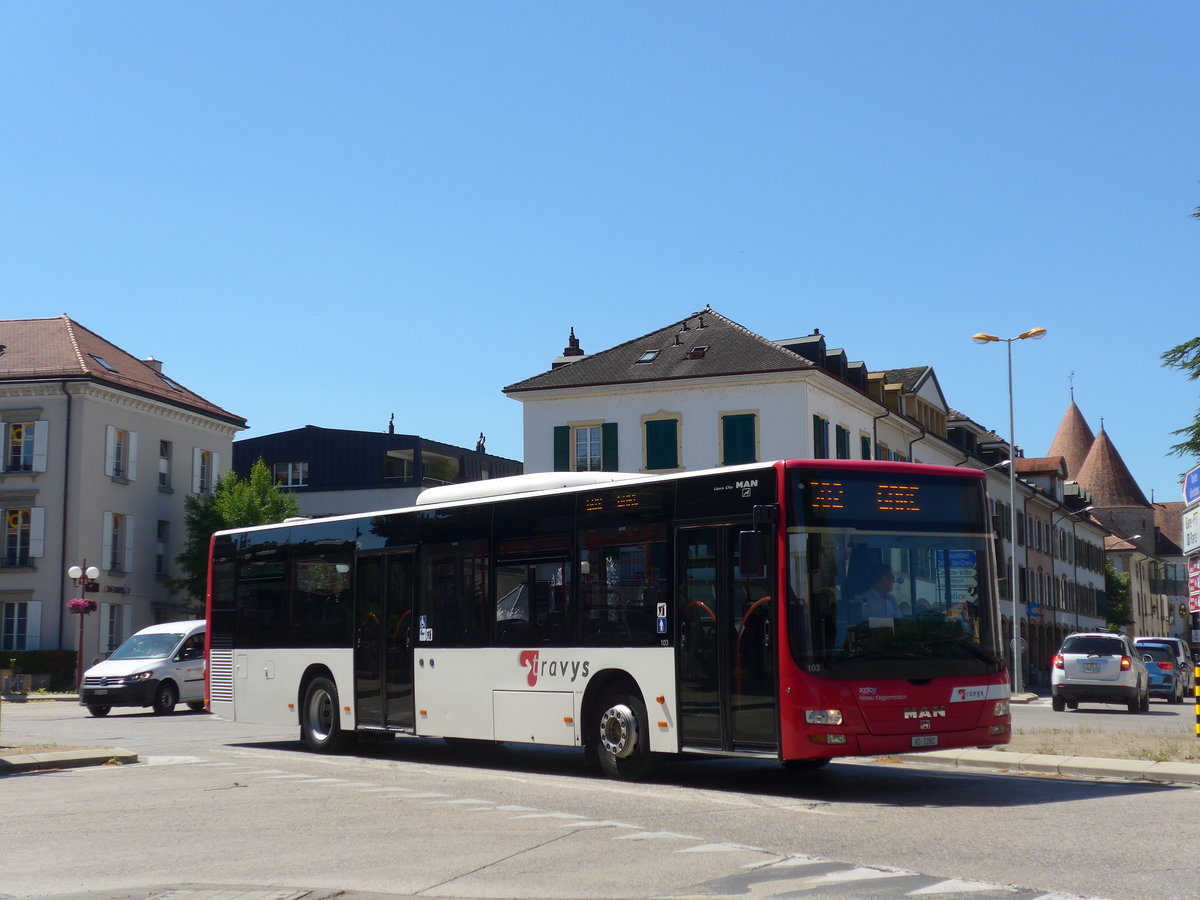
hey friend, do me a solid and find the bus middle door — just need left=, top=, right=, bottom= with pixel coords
left=354, top=550, right=416, bottom=732
left=677, top=524, right=777, bottom=755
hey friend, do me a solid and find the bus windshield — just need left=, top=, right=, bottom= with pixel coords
left=786, top=467, right=1003, bottom=680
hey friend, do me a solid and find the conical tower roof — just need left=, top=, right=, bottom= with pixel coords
left=1075, top=425, right=1150, bottom=508
left=1046, top=401, right=1095, bottom=479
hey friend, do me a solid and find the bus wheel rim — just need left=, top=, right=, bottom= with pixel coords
left=600, top=703, right=637, bottom=758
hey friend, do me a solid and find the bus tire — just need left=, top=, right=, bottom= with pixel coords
left=596, top=689, right=659, bottom=781
left=302, top=676, right=355, bottom=754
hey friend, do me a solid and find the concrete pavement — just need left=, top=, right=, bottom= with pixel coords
left=4, top=690, right=1200, bottom=786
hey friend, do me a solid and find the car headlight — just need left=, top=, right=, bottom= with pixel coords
left=130, top=671, right=154, bottom=682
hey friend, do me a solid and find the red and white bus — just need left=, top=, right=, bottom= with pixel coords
left=206, top=459, right=1011, bottom=779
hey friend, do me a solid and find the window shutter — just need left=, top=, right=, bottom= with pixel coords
left=25, top=601, right=41, bottom=650
left=212, top=451, right=221, bottom=486
left=99, top=602, right=112, bottom=653
left=553, top=426, right=570, bottom=472
left=645, top=419, right=678, bottom=470
left=860, top=435, right=871, bottom=460
left=105, top=426, right=117, bottom=476
left=127, top=431, right=138, bottom=481
left=32, top=421, right=48, bottom=472
left=601, top=422, right=619, bottom=471
left=102, top=511, right=114, bottom=570
left=124, top=515, right=135, bottom=572
left=192, top=448, right=203, bottom=493
left=121, top=603, right=133, bottom=645
left=28, top=507, right=45, bottom=558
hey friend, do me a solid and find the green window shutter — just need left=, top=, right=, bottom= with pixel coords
left=835, top=425, right=850, bottom=459
left=722, top=414, right=756, bottom=466
left=860, top=435, right=871, bottom=460
left=553, top=426, right=570, bottom=472
left=812, top=415, right=829, bottom=459
left=645, top=419, right=678, bottom=470
left=601, top=422, right=619, bottom=471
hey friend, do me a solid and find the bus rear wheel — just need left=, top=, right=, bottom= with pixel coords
left=595, top=689, right=659, bottom=781
left=302, top=676, right=355, bottom=753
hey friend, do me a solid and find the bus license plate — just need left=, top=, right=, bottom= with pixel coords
left=911, top=735, right=938, bottom=748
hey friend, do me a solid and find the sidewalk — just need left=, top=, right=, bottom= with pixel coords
left=4, top=691, right=1200, bottom=786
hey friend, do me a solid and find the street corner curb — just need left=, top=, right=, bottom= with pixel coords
left=0, top=747, right=138, bottom=775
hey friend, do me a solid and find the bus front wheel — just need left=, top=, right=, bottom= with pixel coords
left=596, top=689, right=659, bottom=781
left=301, top=676, right=355, bottom=754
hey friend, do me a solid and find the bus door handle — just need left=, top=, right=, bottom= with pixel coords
left=762, top=619, right=771, bottom=650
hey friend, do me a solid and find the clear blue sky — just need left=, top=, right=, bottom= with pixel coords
left=4, top=3, right=1196, bottom=502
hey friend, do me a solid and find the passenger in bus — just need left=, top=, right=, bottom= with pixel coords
left=859, top=565, right=900, bottom=618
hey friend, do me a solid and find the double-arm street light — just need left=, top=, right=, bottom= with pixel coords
left=67, top=561, right=100, bottom=690
left=972, top=327, right=1047, bottom=695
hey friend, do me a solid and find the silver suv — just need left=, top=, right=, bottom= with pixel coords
left=1051, top=632, right=1149, bottom=713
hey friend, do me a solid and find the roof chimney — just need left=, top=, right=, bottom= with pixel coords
left=143, top=357, right=163, bottom=373
left=562, top=327, right=584, bottom=358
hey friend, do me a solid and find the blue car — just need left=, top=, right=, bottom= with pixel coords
left=1137, top=642, right=1179, bottom=703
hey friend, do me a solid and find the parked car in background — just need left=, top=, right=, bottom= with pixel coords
left=79, top=620, right=206, bottom=717
left=1136, top=642, right=1180, bottom=703
left=1051, top=632, right=1149, bottom=713
left=1135, top=636, right=1194, bottom=700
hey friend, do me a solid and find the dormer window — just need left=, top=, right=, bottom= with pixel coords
left=686, top=346, right=709, bottom=359
left=635, top=350, right=661, bottom=364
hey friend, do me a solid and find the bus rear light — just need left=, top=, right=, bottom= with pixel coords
left=993, top=700, right=1010, bottom=717
left=809, top=733, right=847, bottom=745
left=990, top=724, right=1009, bottom=736
left=804, top=709, right=844, bottom=726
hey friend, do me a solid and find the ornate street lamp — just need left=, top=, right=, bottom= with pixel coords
left=972, top=327, right=1047, bottom=694
left=67, top=562, right=100, bottom=690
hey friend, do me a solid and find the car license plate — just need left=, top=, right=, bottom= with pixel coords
left=94, top=689, right=108, bottom=695
left=1083, top=663, right=1101, bottom=673
left=912, top=735, right=938, bottom=748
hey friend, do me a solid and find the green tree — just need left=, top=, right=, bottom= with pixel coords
left=1162, top=336, right=1200, bottom=460
left=1104, top=559, right=1133, bottom=632
left=168, top=458, right=300, bottom=611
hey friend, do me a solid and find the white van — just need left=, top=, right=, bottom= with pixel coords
left=79, top=620, right=206, bottom=717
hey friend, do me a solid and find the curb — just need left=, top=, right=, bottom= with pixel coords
left=0, top=747, right=139, bottom=775
left=895, top=747, right=1200, bottom=786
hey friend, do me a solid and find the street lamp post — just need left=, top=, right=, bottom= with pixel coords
left=67, top=561, right=100, bottom=690
left=973, top=327, right=1047, bottom=695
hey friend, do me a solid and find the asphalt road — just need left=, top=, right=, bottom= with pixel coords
left=3, top=699, right=1199, bottom=900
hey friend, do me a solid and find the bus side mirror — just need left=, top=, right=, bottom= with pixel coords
left=739, top=530, right=765, bottom=578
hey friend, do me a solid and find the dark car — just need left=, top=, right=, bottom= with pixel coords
left=1136, top=641, right=1182, bottom=703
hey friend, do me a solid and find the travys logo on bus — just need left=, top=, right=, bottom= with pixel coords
left=518, top=650, right=591, bottom=687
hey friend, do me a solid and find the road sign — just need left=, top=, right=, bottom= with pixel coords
left=1027, top=603, right=1041, bottom=619
left=1185, top=463, right=1200, bottom=506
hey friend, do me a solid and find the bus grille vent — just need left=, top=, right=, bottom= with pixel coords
left=208, top=648, right=235, bottom=702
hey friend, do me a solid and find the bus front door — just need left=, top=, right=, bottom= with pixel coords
left=678, top=525, right=777, bottom=754
left=354, top=551, right=415, bottom=731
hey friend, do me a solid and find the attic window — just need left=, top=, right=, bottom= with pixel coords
left=635, top=350, right=661, bottom=364
left=686, top=346, right=709, bottom=359
left=157, top=373, right=184, bottom=392
left=89, top=354, right=117, bottom=372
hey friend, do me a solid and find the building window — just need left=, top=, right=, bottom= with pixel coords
left=3, top=508, right=32, bottom=568
left=720, top=412, right=757, bottom=466
left=642, top=413, right=680, bottom=471
left=835, top=425, right=851, bottom=460
left=193, top=448, right=220, bottom=494
left=812, top=415, right=830, bottom=459
left=156, top=520, right=170, bottom=576
left=553, top=423, right=618, bottom=472
left=159, top=441, right=172, bottom=489
left=5, top=422, right=34, bottom=472
left=273, top=461, right=309, bottom=487
left=102, top=603, right=127, bottom=653
left=104, top=512, right=133, bottom=572
left=105, top=426, right=138, bottom=480
left=1, top=601, right=28, bottom=651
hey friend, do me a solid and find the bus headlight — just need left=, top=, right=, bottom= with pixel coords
left=993, top=700, right=1010, bottom=717
left=804, top=709, right=844, bottom=726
